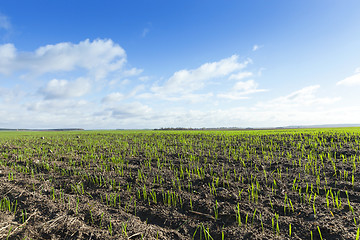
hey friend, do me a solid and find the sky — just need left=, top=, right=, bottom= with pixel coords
left=0, top=0, right=360, bottom=129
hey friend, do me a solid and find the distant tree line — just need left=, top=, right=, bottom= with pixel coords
left=0, top=128, right=84, bottom=131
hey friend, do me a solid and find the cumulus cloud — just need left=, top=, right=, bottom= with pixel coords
left=0, top=39, right=132, bottom=79
left=218, top=80, right=267, bottom=100
left=336, top=72, right=360, bottom=86
left=3, top=37, right=355, bottom=129
left=152, top=55, right=251, bottom=95
left=40, top=78, right=91, bottom=100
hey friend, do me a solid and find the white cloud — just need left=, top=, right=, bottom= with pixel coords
left=2, top=37, right=357, bottom=129
left=101, top=92, right=125, bottom=103
left=139, top=76, right=150, bottom=81
left=102, top=84, right=145, bottom=104
left=233, top=80, right=256, bottom=91
left=252, top=44, right=263, bottom=51
left=123, top=67, right=143, bottom=77
left=141, top=92, right=214, bottom=103
left=0, top=81, right=354, bottom=129
left=0, top=13, right=12, bottom=41
left=129, top=84, right=145, bottom=96
left=109, top=79, right=130, bottom=86
left=18, top=99, right=99, bottom=129
left=336, top=72, right=360, bottom=86
left=229, top=72, right=253, bottom=80
left=17, top=98, right=155, bottom=129
left=0, top=43, right=16, bottom=74
left=218, top=80, right=267, bottom=100
left=109, top=102, right=152, bottom=119
left=150, top=100, right=360, bottom=129
left=26, top=99, right=89, bottom=113
left=257, top=85, right=340, bottom=109
left=355, top=67, right=360, bottom=73
left=0, top=13, right=11, bottom=30
left=40, top=78, right=91, bottom=100
left=152, top=55, right=251, bottom=95
left=0, top=86, right=23, bottom=103
left=0, top=13, right=12, bottom=32
left=0, top=39, right=132, bottom=79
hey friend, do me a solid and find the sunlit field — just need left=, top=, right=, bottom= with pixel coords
left=1, top=128, right=360, bottom=239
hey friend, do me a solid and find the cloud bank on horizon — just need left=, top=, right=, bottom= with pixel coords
left=0, top=1, right=359, bottom=129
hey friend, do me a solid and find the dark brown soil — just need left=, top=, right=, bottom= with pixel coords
left=0, top=131, right=359, bottom=239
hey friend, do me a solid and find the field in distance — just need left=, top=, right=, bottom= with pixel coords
left=0, top=128, right=360, bottom=239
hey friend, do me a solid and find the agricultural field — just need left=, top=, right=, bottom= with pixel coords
left=0, top=129, right=360, bottom=239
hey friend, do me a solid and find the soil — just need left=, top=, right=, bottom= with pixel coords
left=0, top=131, right=359, bottom=239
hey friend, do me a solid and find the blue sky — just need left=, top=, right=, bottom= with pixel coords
left=0, top=0, right=360, bottom=129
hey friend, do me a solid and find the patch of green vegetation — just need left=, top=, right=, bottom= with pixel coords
left=1, top=127, right=360, bottom=239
